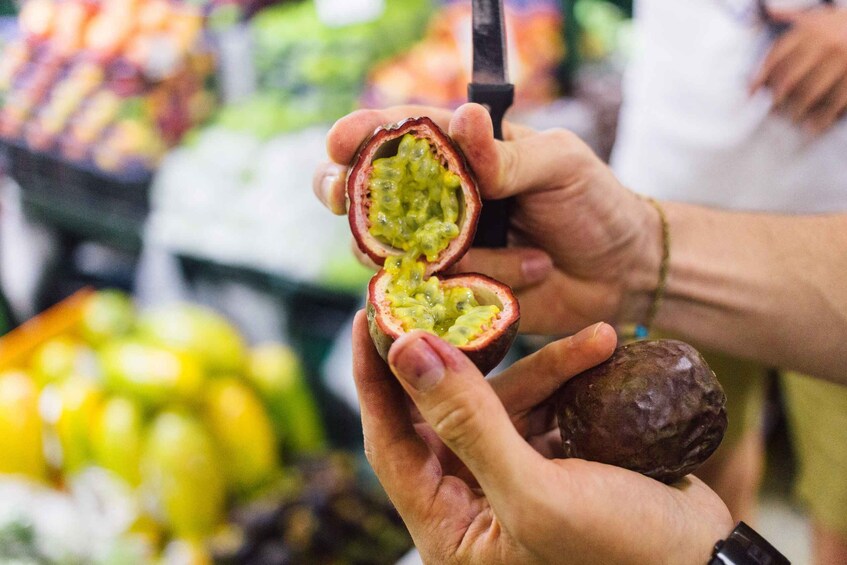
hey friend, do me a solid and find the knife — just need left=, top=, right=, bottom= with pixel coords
left=469, top=0, right=514, bottom=248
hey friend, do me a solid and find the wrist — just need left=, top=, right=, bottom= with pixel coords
left=618, top=195, right=668, bottom=331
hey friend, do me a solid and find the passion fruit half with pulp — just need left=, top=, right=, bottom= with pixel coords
left=347, top=116, right=481, bottom=275
left=348, top=117, right=519, bottom=374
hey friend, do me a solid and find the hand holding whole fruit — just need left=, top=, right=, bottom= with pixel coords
left=317, top=108, right=741, bottom=564
left=348, top=313, right=734, bottom=564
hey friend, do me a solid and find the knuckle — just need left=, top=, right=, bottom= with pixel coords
left=498, top=143, right=520, bottom=194
left=537, top=337, right=572, bottom=371
left=430, top=391, right=487, bottom=452
left=544, top=127, right=580, bottom=150
left=542, top=128, right=597, bottom=176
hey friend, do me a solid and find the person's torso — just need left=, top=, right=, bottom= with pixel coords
left=610, top=0, right=847, bottom=213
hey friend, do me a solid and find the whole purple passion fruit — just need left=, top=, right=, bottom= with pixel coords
left=348, top=117, right=519, bottom=374
left=555, top=339, right=727, bottom=484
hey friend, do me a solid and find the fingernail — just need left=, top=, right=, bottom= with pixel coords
left=572, top=322, right=604, bottom=346
left=521, top=253, right=553, bottom=285
left=320, top=174, right=344, bottom=214
left=391, top=337, right=445, bottom=392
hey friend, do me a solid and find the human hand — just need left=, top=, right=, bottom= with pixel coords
left=314, top=104, right=661, bottom=335
left=350, top=310, right=733, bottom=564
left=751, top=7, right=847, bottom=133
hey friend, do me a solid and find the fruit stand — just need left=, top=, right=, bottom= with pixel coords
left=0, top=289, right=413, bottom=563
left=0, top=0, right=637, bottom=562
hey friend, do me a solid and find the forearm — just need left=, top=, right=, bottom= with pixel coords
left=631, top=202, right=847, bottom=384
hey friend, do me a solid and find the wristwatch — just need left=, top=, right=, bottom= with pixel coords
left=709, top=522, right=790, bottom=565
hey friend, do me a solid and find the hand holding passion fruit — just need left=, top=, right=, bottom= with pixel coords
left=315, top=106, right=740, bottom=563
left=348, top=312, right=734, bottom=564
left=317, top=103, right=847, bottom=382
left=318, top=103, right=660, bottom=338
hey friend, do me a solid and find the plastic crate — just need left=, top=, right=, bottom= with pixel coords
left=0, top=140, right=151, bottom=252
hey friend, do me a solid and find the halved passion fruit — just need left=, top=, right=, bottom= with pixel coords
left=347, top=116, right=481, bottom=275
left=348, top=117, right=519, bottom=374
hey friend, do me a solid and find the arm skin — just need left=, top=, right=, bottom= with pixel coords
left=636, top=205, right=847, bottom=383
left=314, top=103, right=847, bottom=384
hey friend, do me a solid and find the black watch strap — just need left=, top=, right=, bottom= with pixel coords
left=709, top=522, right=790, bottom=565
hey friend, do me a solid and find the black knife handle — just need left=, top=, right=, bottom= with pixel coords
left=468, top=83, right=514, bottom=248
left=468, top=83, right=514, bottom=142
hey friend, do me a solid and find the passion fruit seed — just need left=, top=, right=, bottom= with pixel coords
left=384, top=254, right=500, bottom=347
left=368, top=134, right=461, bottom=261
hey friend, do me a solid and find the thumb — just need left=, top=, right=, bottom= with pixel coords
left=388, top=331, right=542, bottom=503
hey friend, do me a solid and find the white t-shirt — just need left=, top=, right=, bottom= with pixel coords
left=611, top=0, right=847, bottom=213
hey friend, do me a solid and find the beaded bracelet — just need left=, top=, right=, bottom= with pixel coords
left=632, top=197, right=670, bottom=340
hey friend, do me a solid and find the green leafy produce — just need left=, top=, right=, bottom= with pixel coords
left=211, top=0, right=434, bottom=138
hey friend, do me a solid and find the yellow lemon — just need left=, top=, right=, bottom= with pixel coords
left=79, top=290, right=136, bottom=347
left=247, top=344, right=326, bottom=455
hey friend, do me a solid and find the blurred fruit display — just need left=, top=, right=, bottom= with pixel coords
left=574, top=0, right=632, bottom=62
left=362, top=0, right=566, bottom=110
left=203, top=0, right=295, bottom=25
left=149, top=124, right=374, bottom=288
left=0, top=0, right=216, bottom=177
left=210, top=0, right=433, bottom=138
left=0, top=290, right=410, bottom=563
left=148, top=0, right=433, bottom=287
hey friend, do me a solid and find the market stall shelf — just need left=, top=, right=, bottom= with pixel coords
left=1, top=139, right=151, bottom=251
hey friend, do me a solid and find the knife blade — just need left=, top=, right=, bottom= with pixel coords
left=472, top=0, right=508, bottom=84
left=469, top=0, right=514, bottom=248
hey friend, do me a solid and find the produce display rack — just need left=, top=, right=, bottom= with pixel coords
left=0, top=139, right=151, bottom=252
left=177, top=254, right=364, bottom=448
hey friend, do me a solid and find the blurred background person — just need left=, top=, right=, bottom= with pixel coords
left=611, top=0, right=847, bottom=563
